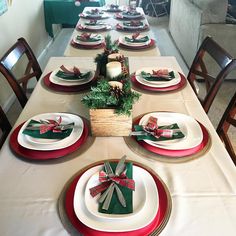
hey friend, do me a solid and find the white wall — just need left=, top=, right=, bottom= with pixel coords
left=0, top=0, right=51, bottom=109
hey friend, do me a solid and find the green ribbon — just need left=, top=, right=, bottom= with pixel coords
left=23, top=120, right=74, bottom=139
left=98, top=162, right=133, bottom=214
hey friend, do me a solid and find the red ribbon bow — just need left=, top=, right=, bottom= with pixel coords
left=143, top=116, right=173, bottom=138
left=39, top=116, right=62, bottom=134
left=132, top=32, right=140, bottom=40
left=152, top=69, right=169, bottom=77
left=89, top=167, right=135, bottom=198
left=60, top=65, right=81, bottom=76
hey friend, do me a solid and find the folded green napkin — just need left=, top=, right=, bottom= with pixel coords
left=123, top=11, right=140, bottom=16
left=125, top=35, right=149, bottom=43
left=134, top=123, right=185, bottom=141
left=98, top=162, right=133, bottom=214
left=55, top=70, right=91, bottom=80
left=23, top=120, right=74, bottom=139
left=123, top=21, right=143, bottom=27
left=77, top=35, right=101, bottom=42
left=141, top=71, right=175, bottom=81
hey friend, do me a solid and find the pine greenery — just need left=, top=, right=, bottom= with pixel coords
left=81, top=76, right=140, bottom=116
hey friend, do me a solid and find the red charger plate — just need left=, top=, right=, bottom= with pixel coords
left=133, top=116, right=209, bottom=157
left=64, top=162, right=171, bottom=235
left=9, top=118, right=89, bottom=160
left=43, top=72, right=96, bottom=92
left=119, top=39, right=155, bottom=50
left=131, top=73, right=187, bottom=92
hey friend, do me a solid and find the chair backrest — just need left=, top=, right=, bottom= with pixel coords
left=0, top=37, right=42, bottom=108
left=216, top=92, right=236, bottom=164
left=187, top=36, right=236, bottom=113
left=0, top=105, right=12, bottom=149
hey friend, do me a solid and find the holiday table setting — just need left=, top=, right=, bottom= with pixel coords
left=0, top=55, right=236, bottom=235
left=64, top=6, right=160, bottom=57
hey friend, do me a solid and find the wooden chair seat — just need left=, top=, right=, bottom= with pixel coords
left=217, top=92, right=236, bottom=164
left=0, top=37, right=42, bottom=108
left=187, top=36, right=236, bottom=113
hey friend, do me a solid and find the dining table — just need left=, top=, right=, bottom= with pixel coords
left=0, top=56, right=236, bottom=236
left=64, top=7, right=161, bottom=57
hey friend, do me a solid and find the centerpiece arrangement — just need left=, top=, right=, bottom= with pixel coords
left=82, top=35, right=140, bottom=136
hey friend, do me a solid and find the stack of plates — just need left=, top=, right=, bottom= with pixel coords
left=43, top=68, right=95, bottom=92
left=116, top=22, right=149, bottom=31
left=131, top=67, right=186, bottom=92
left=9, top=113, right=88, bottom=160
left=133, top=112, right=210, bottom=157
left=118, top=35, right=154, bottom=49
left=115, top=12, right=144, bottom=20
left=77, top=23, right=112, bottom=32
left=73, top=165, right=158, bottom=232
left=62, top=161, right=172, bottom=235
left=79, top=12, right=109, bottom=19
left=71, top=34, right=104, bottom=49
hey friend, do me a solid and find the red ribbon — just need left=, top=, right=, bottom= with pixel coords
left=143, top=116, right=174, bottom=138
left=89, top=169, right=135, bottom=198
left=39, top=116, right=62, bottom=134
left=60, top=65, right=81, bottom=77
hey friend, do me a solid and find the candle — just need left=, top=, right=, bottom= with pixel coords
left=106, top=61, right=122, bottom=78
left=108, top=53, right=122, bottom=62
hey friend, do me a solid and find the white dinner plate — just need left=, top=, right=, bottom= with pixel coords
left=80, top=13, right=109, bottom=19
left=73, top=34, right=103, bottom=46
left=122, top=22, right=146, bottom=29
left=139, top=112, right=203, bottom=150
left=18, top=113, right=84, bottom=151
left=121, top=12, right=142, bottom=19
left=49, top=68, right=95, bottom=86
left=73, top=165, right=159, bottom=232
left=118, top=35, right=151, bottom=47
left=81, top=23, right=110, bottom=30
left=135, top=67, right=181, bottom=88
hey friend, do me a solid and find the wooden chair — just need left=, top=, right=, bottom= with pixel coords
left=0, top=105, right=12, bottom=149
left=216, top=92, right=236, bottom=164
left=0, top=37, right=42, bottom=108
left=187, top=36, right=236, bottom=113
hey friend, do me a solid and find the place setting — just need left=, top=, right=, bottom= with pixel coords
left=131, top=67, right=187, bottom=92
left=118, top=32, right=155, bottom=50
left=71, top=33, right=105, bottom=49
left=102, top=4, right=123, bottom=12
left=9, top=112, right=90, bottom=161
left=79, top=8, right=110, bottom=20
left=116, top=20, right=149, bottom=32
left=58, top=155, right=172, bottom=235
left=115, top=10, right=145, bottom=20
left=43, top=65, right=96, bottom=92
left=76, top=20, right=112, bottom=32
left=124, top=112, right=211, bottom=163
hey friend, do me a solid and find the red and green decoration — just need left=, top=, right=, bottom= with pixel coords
left=95, top=35, right=119, bottom=76
left=81, top=74, right=140, bottom=116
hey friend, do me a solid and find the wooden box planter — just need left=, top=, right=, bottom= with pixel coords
left=90, top=109, right=132, bottom=136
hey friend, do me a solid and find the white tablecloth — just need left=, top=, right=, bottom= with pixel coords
left=0, top=57, right=235, bottom=236
left=64, top=7, right=161, bottom=57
